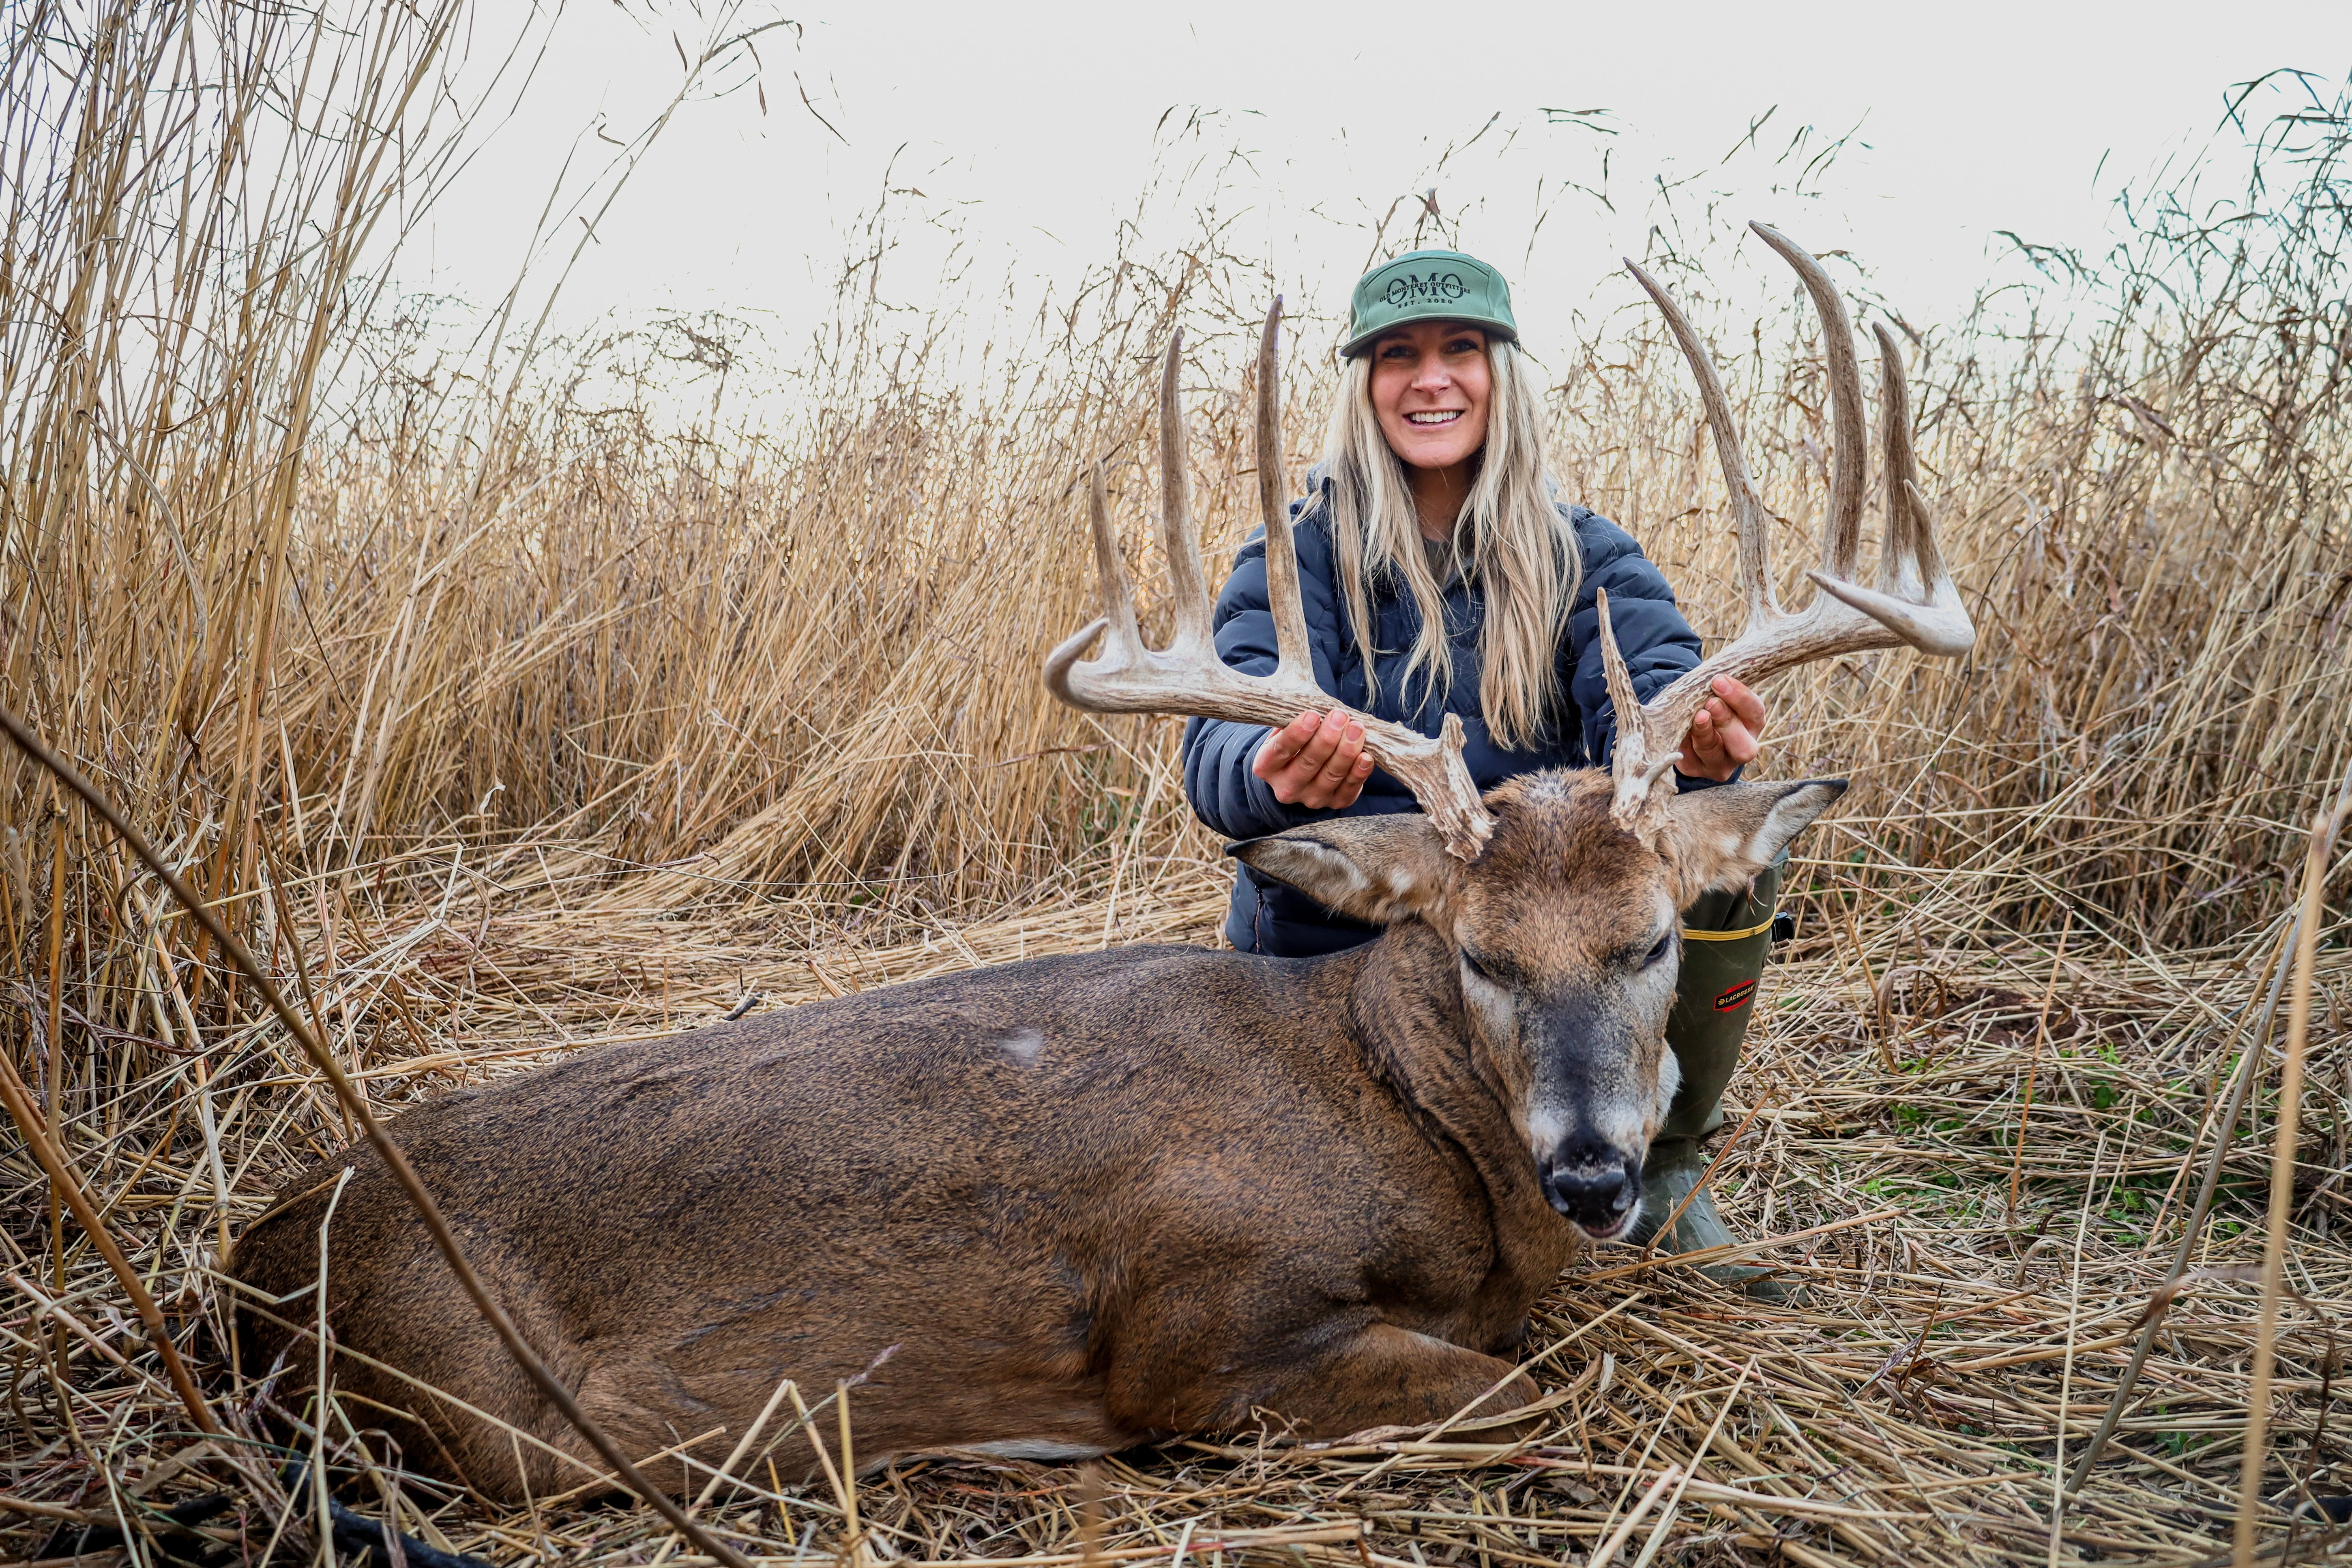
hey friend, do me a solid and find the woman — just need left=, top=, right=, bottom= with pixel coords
left=1179, top=249, right=1783, bottom=1290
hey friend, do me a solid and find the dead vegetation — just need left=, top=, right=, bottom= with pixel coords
left=4, top=5, right=2352, bottom=1564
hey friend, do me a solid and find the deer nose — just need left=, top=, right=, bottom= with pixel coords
left=1541, top=1148, right=1641, bottom=1236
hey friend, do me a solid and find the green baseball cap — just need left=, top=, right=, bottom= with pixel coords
left=1341, top=248, right=1519, bottom=357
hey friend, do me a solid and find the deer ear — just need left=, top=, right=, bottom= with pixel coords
left=1657, top=779, right=1848, bottom=907
left=1227, top=813, right=1458, bottom=927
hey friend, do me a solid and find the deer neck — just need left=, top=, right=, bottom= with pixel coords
left=1341, top=925, right=1566, bottom=1251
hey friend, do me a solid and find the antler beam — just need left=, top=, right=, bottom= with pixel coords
left=1602, top=224, right=1976, bottom=839
left=1043, top=301, right=1496, bottom=859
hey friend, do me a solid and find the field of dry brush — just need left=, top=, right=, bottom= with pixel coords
left=5, top=6, right=2351, bottom=1566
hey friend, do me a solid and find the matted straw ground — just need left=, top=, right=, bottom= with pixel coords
left=7, top=5, right=2352, bottom=1564
left=8, top=856, right=2352, bottom=1568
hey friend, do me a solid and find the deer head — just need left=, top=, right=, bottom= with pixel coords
left=1044, top=232, right=1972, bottom=1238
left=1223, top=768, right=1846, bottom=1237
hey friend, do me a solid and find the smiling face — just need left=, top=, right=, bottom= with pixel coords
left=1367, top=320, right=1493, bottom=474
left=1228, top=769, right=1850, bottom=1242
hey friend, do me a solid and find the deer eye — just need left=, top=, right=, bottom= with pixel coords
left=1643, top=931, right=1674, bottom=967
left=1460, top=948, right=1498, bottom=984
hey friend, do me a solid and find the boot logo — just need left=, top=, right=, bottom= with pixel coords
left=1712, top=979, right=1757, bottom=1012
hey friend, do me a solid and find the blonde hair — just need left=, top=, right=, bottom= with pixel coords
left=1321, top=338, right=1579, bottom=751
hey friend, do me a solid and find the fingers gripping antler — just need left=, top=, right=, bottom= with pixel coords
left=1043, top=300, right=1496, bottom=859
left=1602, top=225, right=1976, bottom=840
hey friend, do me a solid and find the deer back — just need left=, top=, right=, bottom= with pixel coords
left=232, top=943, right=1557, bottom=1498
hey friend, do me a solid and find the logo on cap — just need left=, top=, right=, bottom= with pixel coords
left=1383, top=271, right=1468, bottom=307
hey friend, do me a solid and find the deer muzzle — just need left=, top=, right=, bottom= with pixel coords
left=1539, top=1141, right=1644, bottom=1239
left=1522, top=996, right=1670, bottom=1241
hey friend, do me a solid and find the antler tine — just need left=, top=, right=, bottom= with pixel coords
left=1750, top=223, right=1865, bottom=583
left=1594, top=591, right=1645, bottom=762
left=1158, top=330, right=1215, bottom=652
left=1090, top=461, right=1144, bottom=652
left=1873, top=322, right=1915, bottom=596
left=1596, top=590, right=1680, bottom=835
left=1256, top=296, right=1314, bottom=685
left=1873, top=322, right=1948, bottom=601
left=1043, top=306, right=1496, bottom=860
left=1622, top=258, right=1777, bottom=632
left=1041, top=461, right=1144, bottom=708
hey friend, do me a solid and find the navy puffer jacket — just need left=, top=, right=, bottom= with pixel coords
left=1180, top=476, right=1712, bottom=957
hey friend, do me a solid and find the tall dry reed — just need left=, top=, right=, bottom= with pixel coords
left=4, top=8, right=2350, bottom=1560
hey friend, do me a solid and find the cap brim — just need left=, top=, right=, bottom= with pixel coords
left=1342, top=314, right=1519, bottom=358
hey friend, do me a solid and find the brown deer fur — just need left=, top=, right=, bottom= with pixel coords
left=231, top=769, right=1843, bottom=1502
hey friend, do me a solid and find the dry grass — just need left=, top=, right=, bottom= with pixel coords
left=4, top=6, right=2352, bottom=1565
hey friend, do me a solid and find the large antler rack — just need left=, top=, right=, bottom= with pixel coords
left=1600, top=223, right=1976, bottom=841
left=1043, top=300, right=1496, bottom=860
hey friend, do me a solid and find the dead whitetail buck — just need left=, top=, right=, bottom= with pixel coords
left=234, top=226, right=1970, bottom=1498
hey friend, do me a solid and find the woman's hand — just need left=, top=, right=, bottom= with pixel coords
left=1253, top=710, right=1375, bottom=810
left=1679, top=675, right=1766, bottom=782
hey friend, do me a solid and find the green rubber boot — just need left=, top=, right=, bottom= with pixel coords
left=1630, top=857, right=1796, bottom=1302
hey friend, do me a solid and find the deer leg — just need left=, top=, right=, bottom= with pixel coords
left=1245, top=1323, right=1545, bottom=1441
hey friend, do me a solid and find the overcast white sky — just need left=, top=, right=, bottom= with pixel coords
left=410, top=1, right=2352, bottom=376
